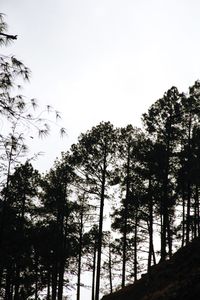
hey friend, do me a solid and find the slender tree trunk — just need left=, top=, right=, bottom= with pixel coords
left=77, top=206, right=84, bottom=300
left=122, top=143, right=130, bottom=288
left=186, top=182, right=191, bottom=244
left=152, top=244, right=156, bottom=265
left=0, top=144, right=13, bottom=250
left=14, top=265, right=20, bottom=300
left=5, top=267, right=12, bottom=300
left=91, top=243, right=97, bottom=300
left=13, top=192, right=26, bottom=300
left=182, top=188, right=186, bottom=247
left=134, top=202, right=138, bottom=281
left=161, top=120, right=171, bottom=261
left=161, top=182, right=167, bottom=261
left=160, top=213, right=163, bottom=258
left=57, top=219, right=66, bottom=300
left=186, top=113, right=192, bottom=244
left=47, top=266, right=51, bottom=300
left=167, top=212, right=172, bottom=259
left=147, top=178, right=153, bottom=273
left=35, top=253, right=38, bottom=300
left=194, top=185, right=199, bottom=238
left=0, top=266, right=4, bottom=290
left=95, top=147, right=107, bottom=300
left=57, top=256, right=65, bottom=300
left=108, top=243, right=113, bottom=294
left=197, top=187, right=200, bottom=237
left=58, top=184, right=68, bottom=300
left=51, top=252, right=58, bottom=300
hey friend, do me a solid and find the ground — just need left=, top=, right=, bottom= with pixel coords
left=102, top=238, right=200, bottom=300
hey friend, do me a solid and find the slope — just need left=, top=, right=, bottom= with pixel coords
left=102, top=238, right=200, bottom=300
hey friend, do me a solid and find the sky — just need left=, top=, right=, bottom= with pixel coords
left=2, top=0, right=200, bottom=173
left=2, top=0, right=200, bottom=298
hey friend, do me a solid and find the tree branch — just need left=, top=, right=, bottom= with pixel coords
left=0, top=32, right=17, bottom=40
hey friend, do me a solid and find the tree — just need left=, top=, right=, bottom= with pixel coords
left=70, top=122, right=117, bottom=300
left=0, top=13, right=66, bottom=263
left=75, top=192, right=95, bottom=300
left=0, top=162, right=40, bottom=299
left=41, top=154, right=79, bottom=300
left=82, top=225, right=99, bottom=300
left=179, top=81, right=200, bottom=244
left=142, top=86, right=182, bottom=261
left=112, top=125, right=143, bottom=286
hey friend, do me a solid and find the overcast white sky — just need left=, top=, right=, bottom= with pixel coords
left=2, top=0, right=200, bottom=173
left=2, top=1, right=200, bottom=298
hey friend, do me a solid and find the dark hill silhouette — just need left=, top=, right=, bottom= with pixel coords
left=102, top=238, right=200, bottom=300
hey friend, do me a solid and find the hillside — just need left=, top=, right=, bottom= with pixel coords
left=102, top=238, right=200, bottom=300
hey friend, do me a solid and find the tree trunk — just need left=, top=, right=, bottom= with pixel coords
left=0, top=266, right=4, bottom=291
left=14, top=265, right=20, bottom=300
left=167, top=214, right=172, bottom=259
left=122, top=143, right=130, bottom=288
left=47, top=266, right=51, bottom=300
left=77, top=206, right=84, bottom=300
left=161, top=120, right=171, bottom=261
left=152, top=244, right=156, bottom=265
left=197, top=187, right=200, bottom=237
left=134, top=203, right=138, bottom=281
left=194, top=185, right=199, bottom=238
left=186, top=113, right=192, bottom=244
left=57, top=257, right=65, bottom=300
left=51, top=253, right=58, bottom=300
left=57, top=217, right=66, bottom=300
left=181, top=188, right=186, bottom=247
left=108, top=243, right=113, bottom=294
left=95, top=147, right=107, bottom=300
left=35, top=253, right=38, bottom=300
left=91, top=243, right=97, bottom=300
left=186, top=181, right=191, bottom=244
left=0, top=145, right=13, bottom=250
left=5, top=267, right=12, bottom=300
left=147, top=178, right=153, bottom=273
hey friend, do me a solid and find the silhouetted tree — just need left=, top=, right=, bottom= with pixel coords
left=70, top=122, right=117, bottom=300
left=0, top=162, right=40, bottom=299
left=142, top=86, right=182, bottom=261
